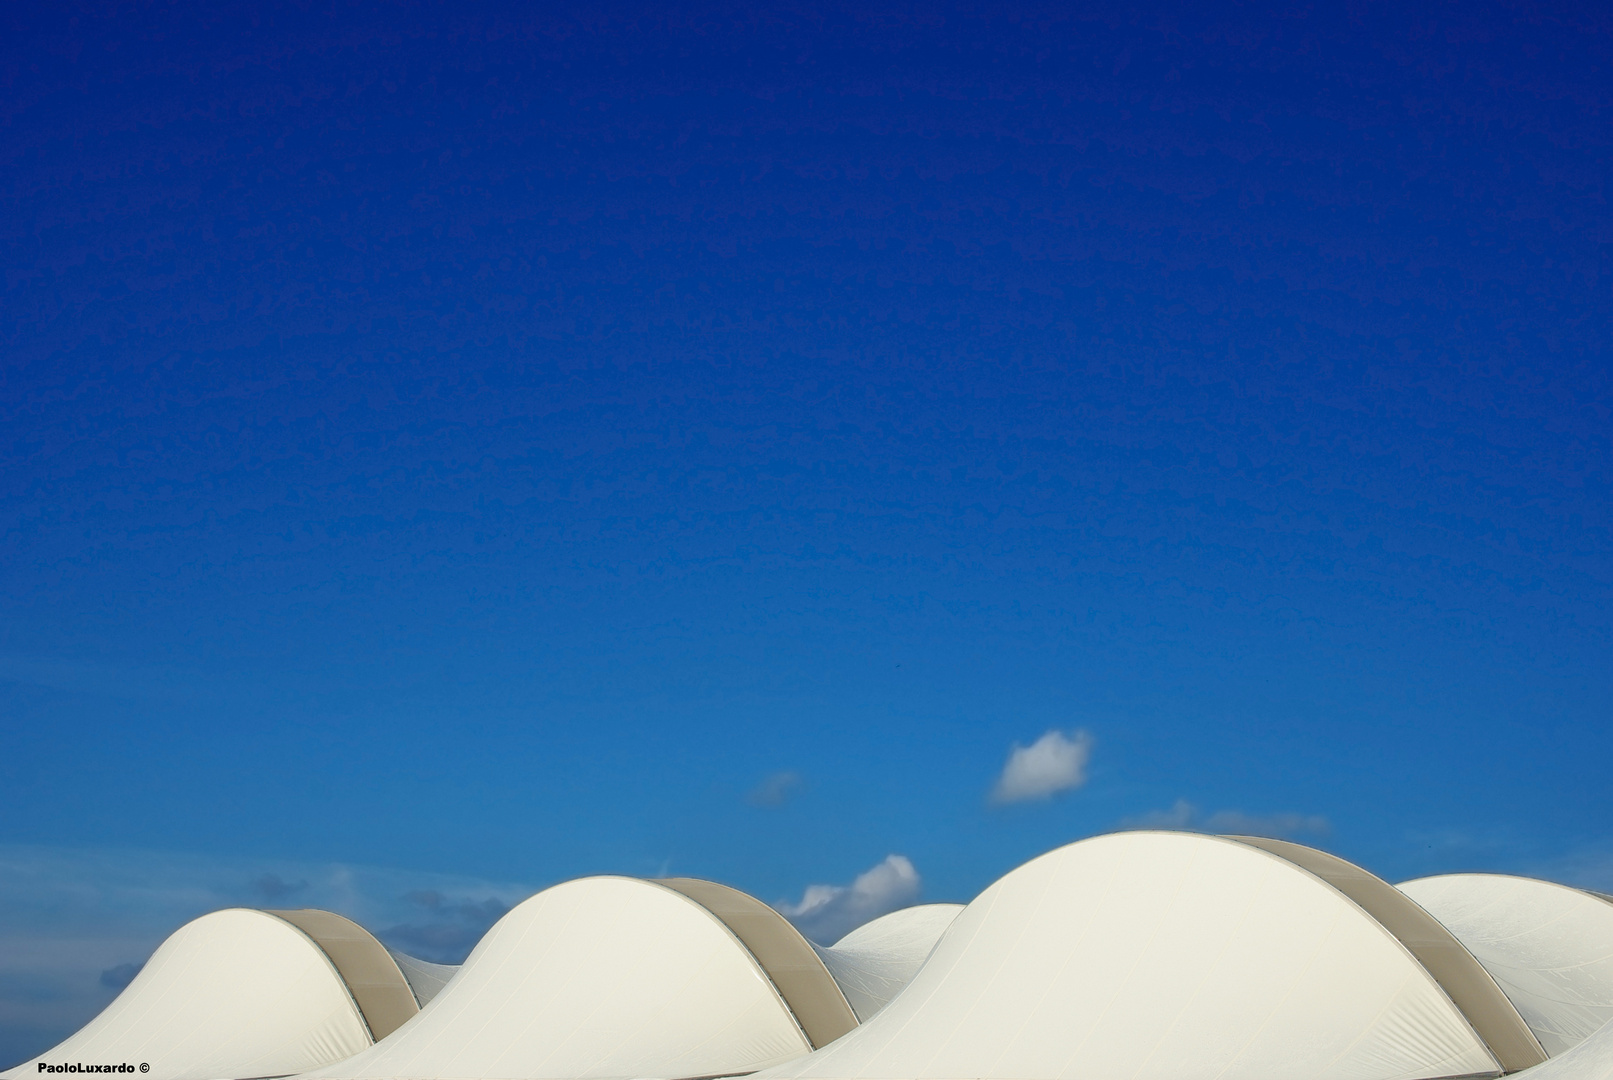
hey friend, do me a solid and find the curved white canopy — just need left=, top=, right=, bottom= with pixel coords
left=1495, top=1010, right=1613, bottom=1080
left=1400, top=873, right=1613, bottom=1056
left=757, top=831, right=1508, bottom=1080
left=654, top=877, right=856, bottom=1048
left=813, top=904, right=963, bottom=1021
left=1232, top=837, right=1543, bottom=1071
left=302, top=876, right=819, bottom=1080
left=1, top=908, right=375, bottom=1080
left=387, top=951, right=459, bottom=1009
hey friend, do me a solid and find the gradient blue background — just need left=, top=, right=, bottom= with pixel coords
left=2, top=0, right=1611, bottom=1062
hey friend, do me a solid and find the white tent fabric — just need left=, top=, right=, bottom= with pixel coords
left=386, top=951, right=459, bottom=1009
left=301, top=876, right=816, bottom=1080
left=756, top=831, right=1505, bottom=1080
left=653, top=877, right=856, bottom=1049
left=0, top=908, right=373, bottom=1080
left=812, top=904, right=963, bottom=1021
left=1399, top=873, right=1613, bottom=1056
left=1496, top=1012, right=1613, bottom=1080
left=1231, top=837, right=1544, bottom=1072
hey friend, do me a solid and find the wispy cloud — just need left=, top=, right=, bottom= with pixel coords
left=990, top=729, right=1093, bottom=804
left=1516, top=845, right=1613, bottom=894
left=97, top=964, right=141, bottom=992
left=249, top=874, right=309, bottom=902
left=0, top=843, right=534, bottom=1070
left=1207, top=808, right=1331, bottom=839
left=777, top=855, right=921, bottom=945
left=0, top=654, right=219, bottom=703
left=746, top=771, right=803, bottom=808
left=1120, top=799, right=1199, bottom=830
left=380, top=892, right=513, bottom=964
left=1120, top=799, right=1330, bottom=839
left=1391, top=833, right=1613, bottom=893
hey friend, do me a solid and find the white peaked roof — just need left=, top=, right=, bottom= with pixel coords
left=1400, top=874, right=1613, bottom=1056
left=301, top=875, right=853, bottom=1080
left=812, top=904, right=964, bottom=1021
left=756, top=831, right=1539, bottom=1080
left=1, top=907, right=420, bottom=1080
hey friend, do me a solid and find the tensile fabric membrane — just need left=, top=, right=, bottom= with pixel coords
left=1495, top=1013, right=1613, bottom=1080
left=298, top=875, right=847, bottom=1080
left=811, top=904, right=963, bottom=1021
left=1400, top=873, right=1613, bottom=1057
left=754, top=831, right=1542, bottom=1080
left=18, top=832, right=1608, bottom=1080
left=1, top=908, right=420, bottom=1080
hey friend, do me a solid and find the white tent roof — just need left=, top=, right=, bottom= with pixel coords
left=1492, top=1009, right=1613, bottom=1080
left=1229, top=836, right=1543, bottom=1072
left=1399, top=873, right=1613, bottom=1056
left=755, top=831, right=1528, bottom=1080
left=300, top=875, right=843, bottom=1080
left=0, top=908, right=405, bottom=1080
left=812, top=904, right=963, bottom=1021
left=386, top=951, right=459, bottom=1008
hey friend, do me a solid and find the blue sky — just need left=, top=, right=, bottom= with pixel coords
left=2, top=0, right=1611, bottom=1065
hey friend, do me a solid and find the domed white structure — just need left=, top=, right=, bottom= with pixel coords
left=386, top=950, right=459, bottom=1008
left=1400, top=873, right=1613, bottom=1056
left=301, top=875, right=857, bottom=1080
left=1, top=908, right=422, bottom=1080
left=1488, top=1008, right=1613, bottom=1080
left=754, top=831, right=1546, bottom=1080
left=812, top=903, right=963, bottom=1021
left=14, top=836, right=1591, bottom=1080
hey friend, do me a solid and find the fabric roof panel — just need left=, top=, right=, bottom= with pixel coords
left=1231, top=837, right=1547, bottom=1073
left=754, top=831, right=1503, bottom=1080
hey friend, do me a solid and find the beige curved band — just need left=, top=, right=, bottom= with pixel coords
left=655, top=877, right=859, bottom=1049
left=266, top=909, right=420, bottom=1042
left=1227, top=836, right=1547, bottom=1073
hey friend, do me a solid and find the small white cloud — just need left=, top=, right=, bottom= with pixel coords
left=747, top=771, right=803, bottom=808
left=1120, top=800, right=1329, bottom=839
left=777, top=855, right=921, bottom=945
left=990, top=729, right=1093, bottom=804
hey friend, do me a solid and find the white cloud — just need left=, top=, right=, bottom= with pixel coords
left=746, top=771, right=803, bottom=808
left=990, top=729, right=1093, bottom=804
left=777, top=855, right=922, bottom=945
left=1120, top=799, right=1330, bottom=839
